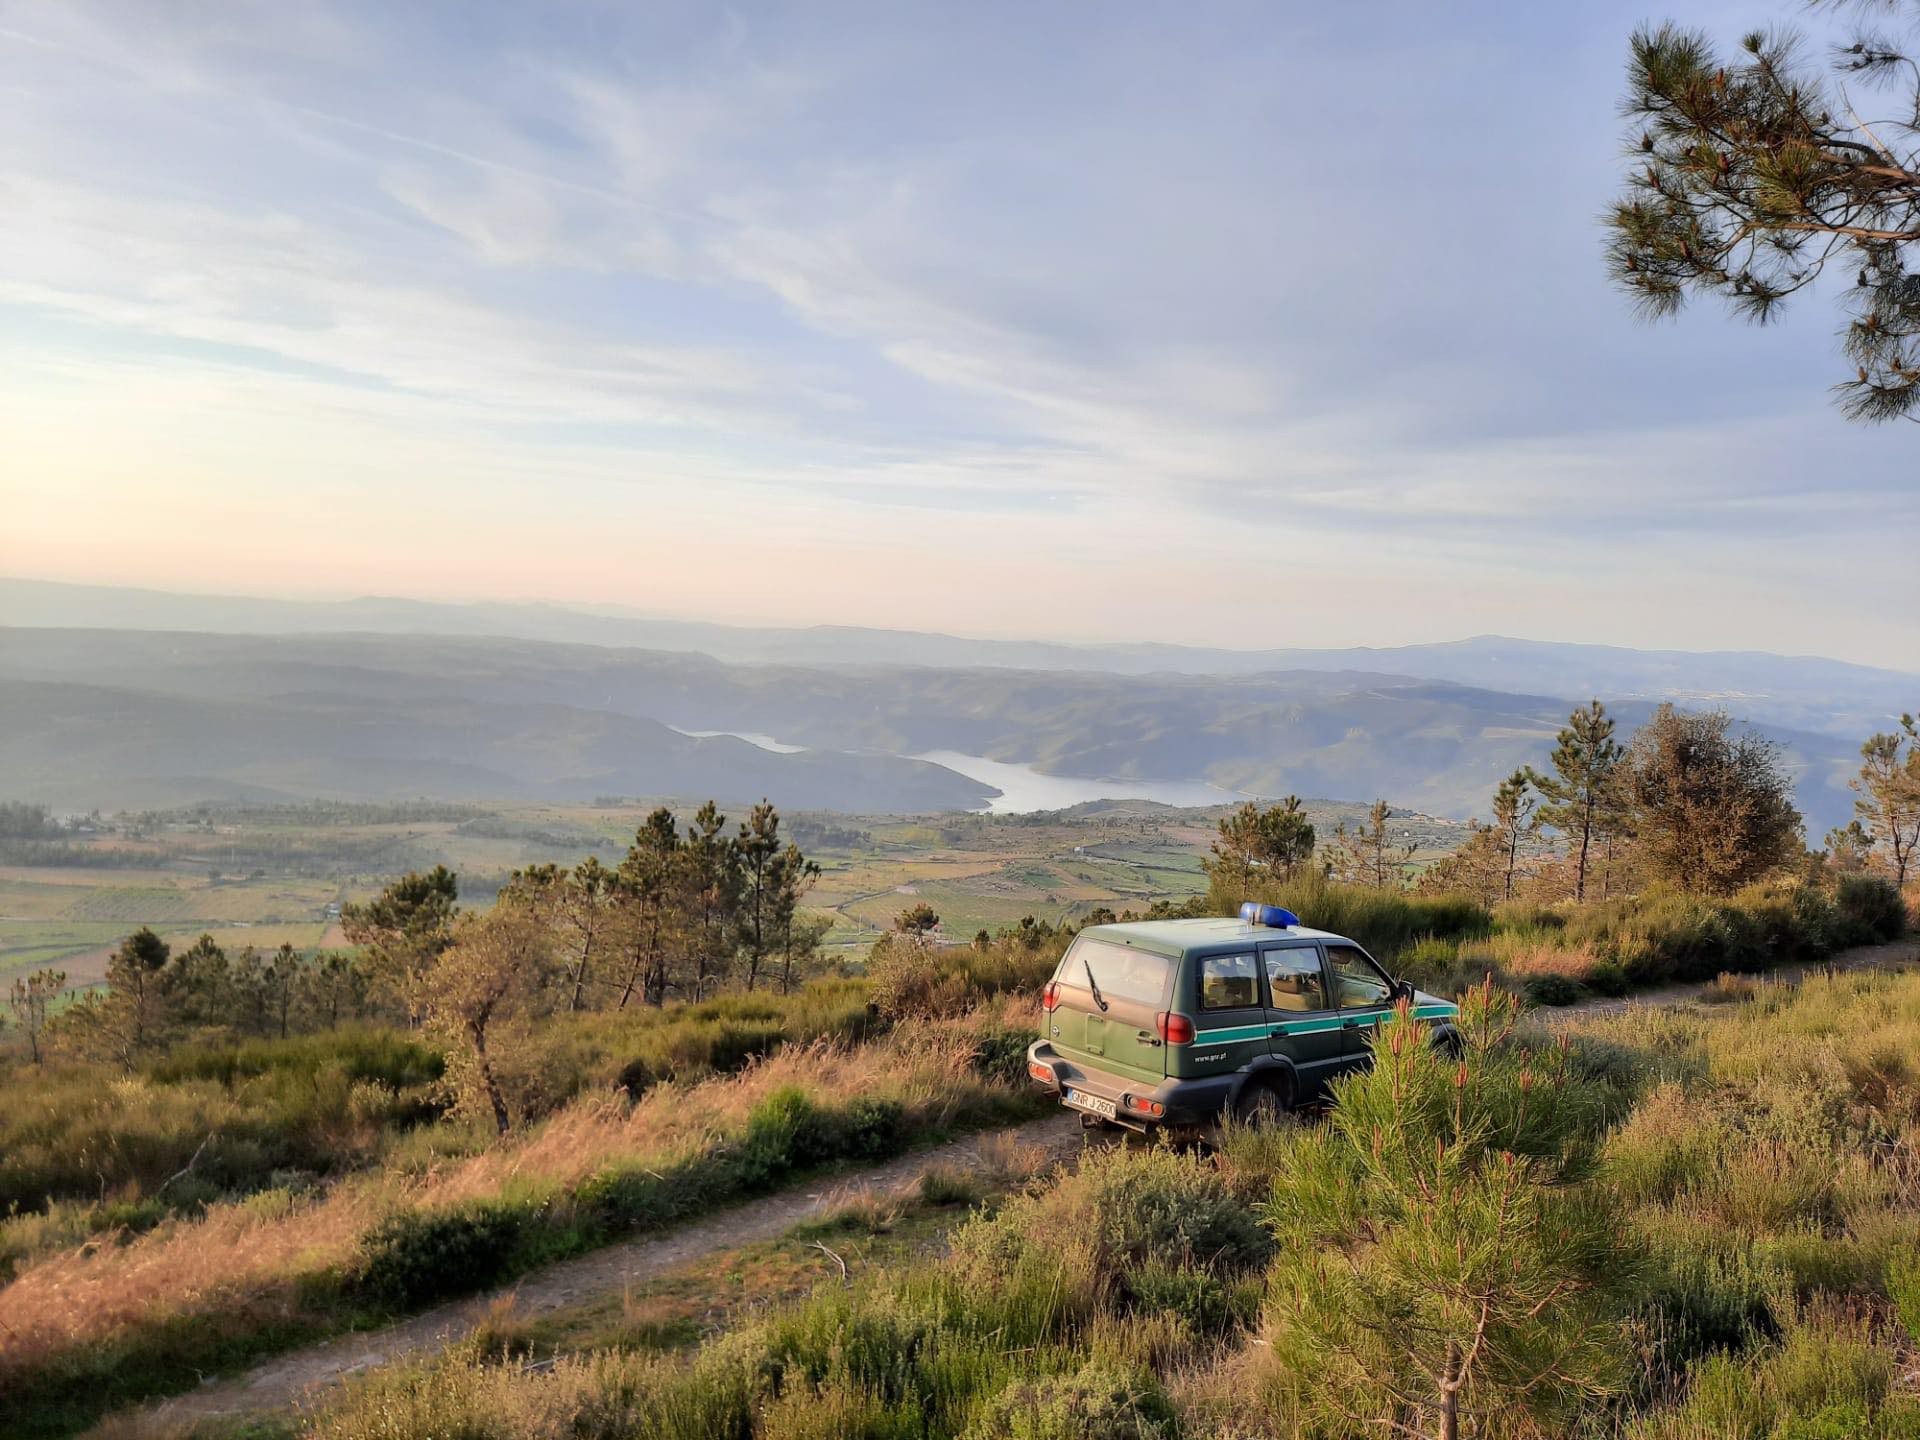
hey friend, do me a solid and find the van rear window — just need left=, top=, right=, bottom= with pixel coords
left=1060, top=937, right=1172, bottom=1006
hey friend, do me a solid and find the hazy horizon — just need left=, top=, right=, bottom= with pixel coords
left=6, top=570, right=1920, bottom=674
left=3, top=2, right=1916, bottom=666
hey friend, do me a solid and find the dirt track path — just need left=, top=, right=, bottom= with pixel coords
left=131, top=1113, right=1084, bottom=1433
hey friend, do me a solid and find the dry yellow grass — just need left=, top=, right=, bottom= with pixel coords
left=0, top=1021, right=996, bottom=1385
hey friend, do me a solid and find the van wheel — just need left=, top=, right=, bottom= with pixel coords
left=1430, top=1027, right=1465, bottom=1060
left=1232, top=1078, right=1292, bottom=1129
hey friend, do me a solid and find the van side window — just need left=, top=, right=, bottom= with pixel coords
left=1327, top=944, right=1393, bottom=1009
left=1264, top=948, right=1329, bottom=1012
left=1198, top=952, right=1259, bottom=1010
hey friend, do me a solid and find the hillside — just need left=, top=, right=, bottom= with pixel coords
left=6, top=577, right=1910, bottom=740
left=0, top=626, right=1865, bottom=829
left=0, top=677, right=995, bottom=814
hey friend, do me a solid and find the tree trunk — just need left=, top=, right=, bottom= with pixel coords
left=1438, top=1339, right=1462, bottom=1440
left=1575, top=818, right=1591, bottom=903
left=470, top=1020, right=511, bottom=1136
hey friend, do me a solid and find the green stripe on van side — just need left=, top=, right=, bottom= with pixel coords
left=1193, top=1004, right=1457, bottom=1043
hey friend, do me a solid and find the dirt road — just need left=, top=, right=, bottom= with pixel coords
left=130, top=1112, right=1085, bottom=1433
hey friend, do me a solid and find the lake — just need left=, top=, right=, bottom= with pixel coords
left=912, top=750, right=1245, bottom=814
left=676, top=729, right=1243, bottom=813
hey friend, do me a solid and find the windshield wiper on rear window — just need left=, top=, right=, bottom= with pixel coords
left=1082, top=956, right=1109, bottom=1011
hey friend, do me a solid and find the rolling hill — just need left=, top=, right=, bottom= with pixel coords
left=0, top=626, right=1867, bottom=830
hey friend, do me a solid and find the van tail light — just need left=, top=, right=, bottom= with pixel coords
left=1156, top=1011, right=1194, bottom=1044
left=1042, top=980, right=1062, bottom=1012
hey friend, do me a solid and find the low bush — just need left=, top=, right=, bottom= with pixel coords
left=961, top=1364, right=1176, bottom=1440
left=951, top=1145, right=1272, bottom=1293
left=971, top=1025, right=1037, bottom=1085
left=355, top=1200, right=534, bottom=1311
left=148, top=1027, right=442, bottom=1090
left=1372, top=875, right=1906, bottom=1001
left=1227, top=870, right=1493, bottom=957
left=1834, top=873, right=1912, bottom=947
left=1522, top=971, right=1584, bottom=1006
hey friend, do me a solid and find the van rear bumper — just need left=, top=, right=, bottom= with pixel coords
left=1026, top=1040, right=1236, bottom=1129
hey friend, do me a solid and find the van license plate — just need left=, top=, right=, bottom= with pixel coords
left=1065, top=1089, right=1117, bottom=1120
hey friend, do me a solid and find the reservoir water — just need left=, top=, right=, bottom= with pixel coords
left=674, top=727, right=1240, bottom=813
left=911, top=750, right=1244, bottom=814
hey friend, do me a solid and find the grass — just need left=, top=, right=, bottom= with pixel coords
left=259, top=963, right=1920, bottom=1440
left=1229, top=870, right=1910, bottom=1001
left=0, top=1018, right=1048, bottom=1439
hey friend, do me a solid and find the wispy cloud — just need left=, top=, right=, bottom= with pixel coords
left=0, top=0, right=1913, bottom=664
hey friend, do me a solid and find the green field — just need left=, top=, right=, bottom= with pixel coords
left=0, top=796, right=1468, bottom=985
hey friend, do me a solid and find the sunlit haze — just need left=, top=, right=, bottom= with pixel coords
left=2, top=1, right=1914, bottom=666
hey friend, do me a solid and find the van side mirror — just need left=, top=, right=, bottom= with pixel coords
left=1395, top=978, right=1415, bottom=1003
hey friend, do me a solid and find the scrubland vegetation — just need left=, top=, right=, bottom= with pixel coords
left=1212, top=699, right=1917, bottom=1005
left=0, top=1017, right=1042, bottom=1437
left=237, top=965, right=1920, bottom=1440
left=0, top=699, right=1914, bottom=1436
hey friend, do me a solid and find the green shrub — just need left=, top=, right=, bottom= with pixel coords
left=834, top=1097, right=908, bottom=1161
left=1886, top=1243, right=1920, bottom=1347
left=1633, top=1230, right=1781, bottom=1371
left=960, top=1364, right=1175, bottom=1440
left=1233, top=872, right=1492, bottom=958
left=971, top=1026, right=1036, bottom=1086
left=148, top=1028, right=443, bottom=1090
left=1585, top=958, right=1630, bottom=995
left=1523, top=971, right=1584, bottom=1006
left=1120, top=1258, right=1251, bottom=1336
left=741, top=1087, right=833, bottom=1183
left=952, top=1145, right=1271, bottom=1289
left=355, top=1200, right=533, bottom=1310
left=1834, top=875, right=1910, bottom=947
left=919, top=1165, right=981, bottom=1207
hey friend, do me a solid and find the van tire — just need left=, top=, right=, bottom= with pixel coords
left=1232, top=1075, right=1293, bottom=1128
left=1430, top=1026, right=1464, bottom=1059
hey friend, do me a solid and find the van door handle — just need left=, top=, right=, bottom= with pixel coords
left=1342, top=1018, right=1364, bottom=1029
left=1135, top=1029, right=1162, bottom=1046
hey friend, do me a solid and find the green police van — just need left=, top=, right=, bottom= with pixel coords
left=1025, top=904, right=1460, bottom=1131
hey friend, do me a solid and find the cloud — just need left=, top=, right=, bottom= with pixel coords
left=0, top=0, right=1914, bottom=666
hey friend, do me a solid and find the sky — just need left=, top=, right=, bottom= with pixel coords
left=1, top=0, right=1915, bottom=667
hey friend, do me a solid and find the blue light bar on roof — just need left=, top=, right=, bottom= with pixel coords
left=1239, top=902, right=1300, bottom=929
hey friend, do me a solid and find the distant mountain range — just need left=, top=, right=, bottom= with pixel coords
left=0, top=614, right=1885, bottom=832
left=5, top=577, right=1912, bottom=741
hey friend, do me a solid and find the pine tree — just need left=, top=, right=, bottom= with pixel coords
left=1626, top=705, right=1803, bottom=894
left=259, top=942, right=304, bottom=1040
left=1265, top=988, right=1628, bottom=1438
left=7, top=967, right=65, bottom=1064
left=1205, top=796, right=1316, bottom=899
left=894, top=901, right=941, bottom=936
left=164, top=933, right=233, bottom=1028
left=736, top=802, right=818, bottom=993
left=543, top=856, right=620, bottom=1011
left=421, top=902, right=556, bottom=1134
left=59, top=927, right=172, bottom=1069
left=614, top=808, right=682, bottom=1008
left=1852, top=714, right=1920, bottom=886
left=1330, top=800, right=1417, bottom=889
left=340, top=866, right=459, bottom=1024
left=1608, top=19, right=1920, bottom=422
left=1532, top=701, right=1625, bottom=903
left=682, top=802, right=740, bottom=1002
left=1491, top=770, right=1539, bottom=903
